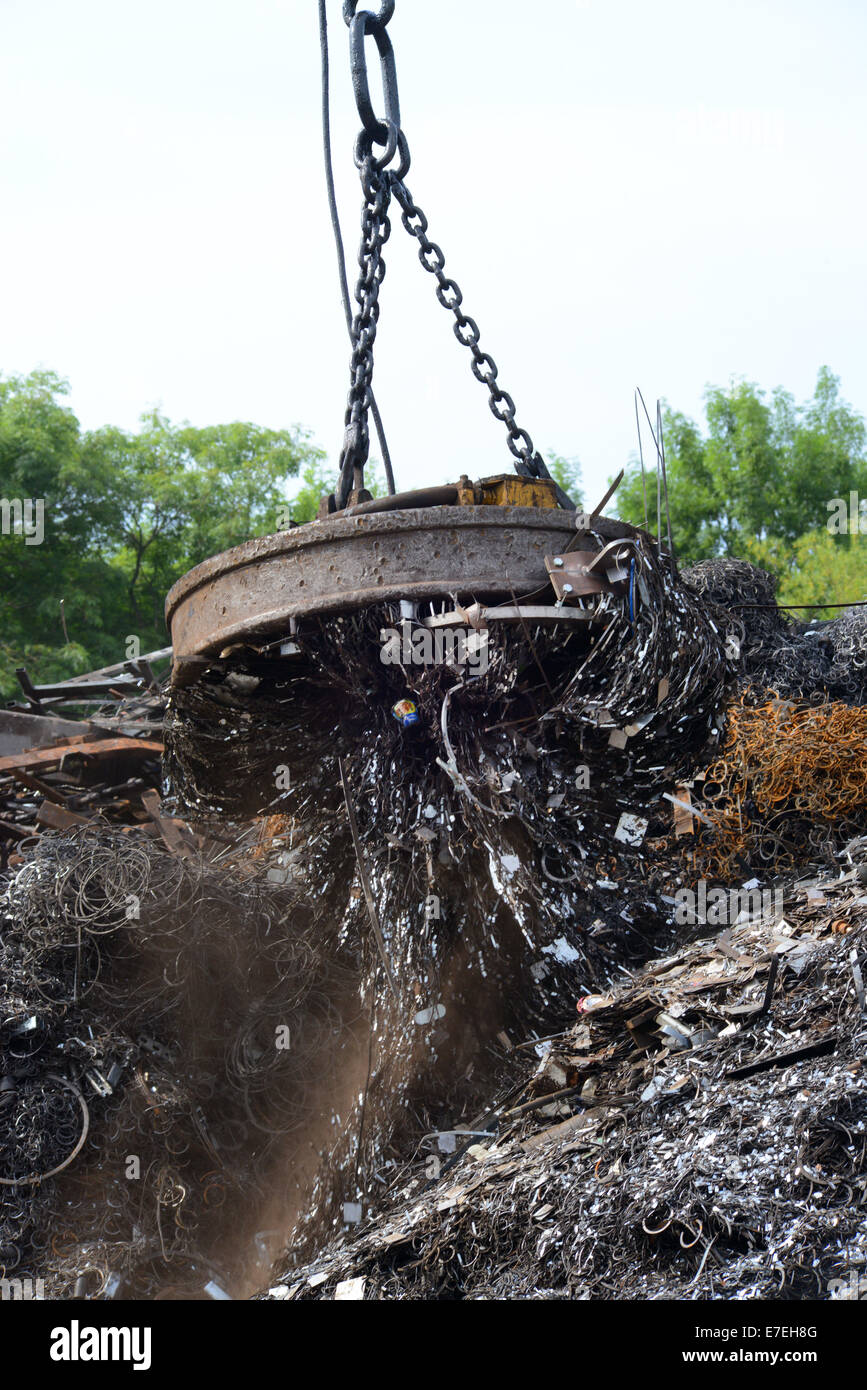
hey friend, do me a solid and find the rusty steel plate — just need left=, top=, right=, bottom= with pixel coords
left=165, top=507, right=642, bottom=659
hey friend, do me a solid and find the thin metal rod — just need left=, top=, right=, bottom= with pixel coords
left=634, top=388, right=649, bottom=531
left=657, top=399, right=675, bottom=561
left=636, top=387, right=664, bottom=553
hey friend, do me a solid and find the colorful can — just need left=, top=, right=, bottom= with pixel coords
left=392, top=699, right=420, bottom=728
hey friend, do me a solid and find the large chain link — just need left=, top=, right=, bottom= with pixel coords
left=343, top=0, right=394, bottom=26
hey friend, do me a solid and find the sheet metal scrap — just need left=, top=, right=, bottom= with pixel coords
left=0, top=736, right=165, bottom=775
left=262, top=868, right=867, bottom=1301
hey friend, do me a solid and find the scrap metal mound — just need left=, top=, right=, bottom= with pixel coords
left=3, top=556, right=867, bottom=1300
left=684, top=558, right=867, bottom=703
left=263, top=864, right=867, bottom=1301
left=158, top=539, right=734, bottom=1254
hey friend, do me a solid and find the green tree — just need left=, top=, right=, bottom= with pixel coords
left=749, top=529, right=867, bottom=618
left=0, top=371, right=323, bottom=697
left=83, top=412, right=320, bottom=644
left=616, top=369, right=867, bottom=565
left=0, top=370, right=127, bottom=691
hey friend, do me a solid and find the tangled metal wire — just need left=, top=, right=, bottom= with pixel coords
left=547, top=536, right=728, bottom=744
left=685, top=558, right=867, bottom=705
left=0, top=829, right=357, bottom=1297
left=688, top=695, right=867, bottom=877
left=0, top=1076, right=89, bottom=1187
left=826, top=605, right=867, bottom=703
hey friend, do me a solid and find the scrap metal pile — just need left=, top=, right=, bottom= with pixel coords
left=2, top=555, right=867, bottom=1300
left=689, top=696, right=867, bottom=879
left=162, top=549, right=867, bottom=1284
left=263, top=859, right=867, bottom=1301
left=684, top=559, right=867, bottom=704
left=0, top=653, right=168, bottom=862
left=0, top=657, right=357, bottom=1298
left=673, top=561, right=867, bottom=879
left=159, top=532, right=737, bottom=1252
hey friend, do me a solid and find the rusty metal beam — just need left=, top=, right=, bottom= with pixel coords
left=0, top=739, right=164, bottom=776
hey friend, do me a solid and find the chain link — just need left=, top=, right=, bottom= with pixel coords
left=337, top=154, right=392, bottom=510
left=391, top=176, right=547, bottom=480
left=348, top=9, right=400, bottom=148
left=343, top=0, right=395, bottom=26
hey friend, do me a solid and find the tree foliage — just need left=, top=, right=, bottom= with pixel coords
left=287, top=458, right=385, bottom=527
left=616, top=368, right=867, bottom=568
left=0, top=371, right=321, bottom=696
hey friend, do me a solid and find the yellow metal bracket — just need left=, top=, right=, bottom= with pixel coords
left=455, top=474, right=558, bottom=508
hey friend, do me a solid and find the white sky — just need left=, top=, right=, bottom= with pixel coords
left=2, top=0, right=866, bottom=507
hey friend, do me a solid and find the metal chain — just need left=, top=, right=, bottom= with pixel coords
left=334, top=1, right=573, bottom=510
left=390, top=176, right=545, bottom=480
left=337, top=153, right=392, bottom=510
left=343, top=0, right=394, bottom=26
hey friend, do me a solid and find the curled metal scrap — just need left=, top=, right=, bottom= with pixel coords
left=687, top=695, right=867, bottom=877
left=545, top=538, right=728, bottom=742
left=0, top=830, right=356, bottom=1297
left=158, top=550, right=731, bottom=1263
left=685, top=558, right=867, bottom=705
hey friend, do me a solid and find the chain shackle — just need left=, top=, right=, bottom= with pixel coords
left=349, top=10, right=400, bottom=148
left=343, top=0, right=395, bottom=25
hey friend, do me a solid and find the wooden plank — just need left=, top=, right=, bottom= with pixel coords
left=0, top=738, right=163, bottom=776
